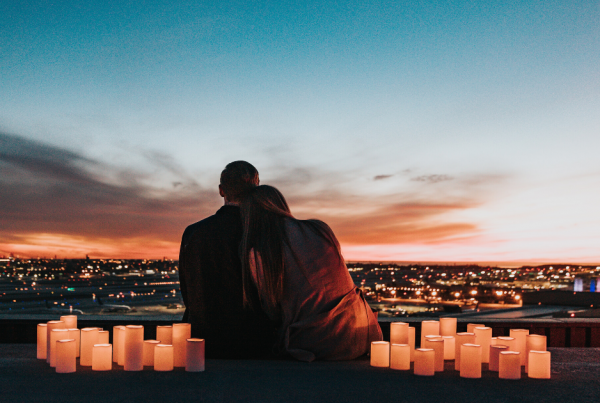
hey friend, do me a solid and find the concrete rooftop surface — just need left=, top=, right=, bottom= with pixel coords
left=1, top=345, right=598, bottom=403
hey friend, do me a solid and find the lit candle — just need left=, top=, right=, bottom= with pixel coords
left=528, top=351, right=551, bottom=379
left=98, top=330, right=109, bottom=345
left=414, top=348, right=435, bottom=376
left=370, top=341, right=390, bottom=367
left=489, top=345, right=508, bottom=371
left=442, top=336, right=455, bottom=360
left=186, top=338, right=205, bottom=372
left=50, top=329, right=69, bottom=367
left=46, top=321, right=66, bottom=364
left=466, top=323, right=484, bottom=333
left=37, top=324, right=47, bottom=359
left=80, top=328, right=99, bottom=366
left=156, top=325, right=173, bottom=344
left=525, top=334, right=547, bottom=373
left=408, top=327, right=416, bottom=362
left=420, top=321, right=440, bottom=347
left=390, top=322, right=409, bottom=344
left=497, top=336, right=516, bottom=351
left=124, top=325, right=144, bottom=371
left=390, top=344, right=410, bottom=370
left=491, top=337, right=497, bottom=346
left=509, top=329, right=529, bottom=365
left=423, top=338, right=444, bottom=372
left=460, top=344, right=482, bottom=378
left=143, top=340, right=160, bottom=367
left=440, top=317, right=457, bottom=337
left=92, top=344, right=113, bottom=371
left=474, top=327, right=493, bottom=363
left=454, top=332, right=476, bottom=371
left=55, top=339, right=76, bottom=374
left=172, top=323, right=191, bottom=367
left=60, top=315, right=77, bottom=329
left=118, top=326, right=126, bottom=366
left=154, top=344, right=174, bottom=371
left=499, top=351, right=521, bottom=379
left=68, top=328, right=80, bottom=358
left=112, top=326, right=123, bottom=363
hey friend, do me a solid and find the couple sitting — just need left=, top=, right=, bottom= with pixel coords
left=178, top=161, right=382, bottom=361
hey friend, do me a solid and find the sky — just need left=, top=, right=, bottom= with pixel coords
left=1, top=0, right=599, bottom=262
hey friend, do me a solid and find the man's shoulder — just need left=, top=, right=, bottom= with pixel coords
left=181, top=206, right=240, bottom=246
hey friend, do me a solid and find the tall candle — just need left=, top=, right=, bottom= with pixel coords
left=390, top=322, right=409, bottom=344
left=68, top=328, right=80, bottom=358
left=143, top=340, right=160, bottom=367
left=154, top=344, right=174, bottom=371
left=423, top=338, right=444, bottom=372
left=442, top=336, right=455, bottom=360
left=37, top=324, right=47, bottom=359
left=60, top=315, right=77, bottom=329
left=186, top=338, right=206, bottom=372
left=80, top=328, right=99, bottom=366
left=509, top=329, right=529, bottom=365
left=440, top=317, right=457, bottom=337
left=50, top=329, right=69, bottom=367
left=525, top=335, right=547, bottom=373
left=460, top=344, right=482, bottom=378
left=528, top=351, right=551, bottom=379
left=414, top=348, right=435, bottom=376
left=390, top=344, right=411, bottom=370
left=497, top=336, right=515, bottom=351
left=408, top=327, right=416, bottom=362
left=370, top=341, right=390, bottom=367
left=92, top=344, right=112, bottom=371
left=491, top=337, right=497, bottom=346
left=98, top=330, right=109, bottom=345
left=112, top=326, right=123, bottom=363
left=489, top=345, right=508, bottom=371
left=172, top=323, right=191, bottom=367
left=420, top=321, right=440, bottom=347
left=46, top=321, right=66, bottom=363
left=474, top=327, right=493, bottom=363
left=156, top=325, right=173, bottom=344
left=124, top=325, right=144, bottom=371
left=454, top=332, right=476, bottom=371
left=118, top=326, right=126, bottom=366
left=55, top=339, right=76, bottom=374
left=466, top=323, right=484, bottom=333
left=499, top=351, right=521, bottom=379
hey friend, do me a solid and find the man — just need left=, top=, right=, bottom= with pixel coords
left=178, top=161, right=275, bottom=358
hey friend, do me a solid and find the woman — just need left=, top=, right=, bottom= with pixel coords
left=240, top=185, right=382, bottom=362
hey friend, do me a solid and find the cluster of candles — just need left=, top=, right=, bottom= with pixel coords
left=36, top=316, right=205, bottom=373
left=371, top=319, right=551, bottom=379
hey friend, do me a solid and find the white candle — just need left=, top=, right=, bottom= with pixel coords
left=408, top=327, right=416, bottom=362
left=466, top=323, right=484, bottom=333
left=390, top=322, right=409, bottom=344
left=124, top=325, right=144, bottom=371
left=489, top=345, right=508, bottom=371
left=60, top=315, right=77, bottom=329
left=55, top=339, right=76, bottom=374
left=460, top=344, right=482, bottom=378
left=414, top=348, right=435, bottom=376
left=454, top=332, right=476, bottom=371
left=423, top=338, right=444, bottom=372
left=440, top=317, right=457, bottom=337
left=98, top=330, right=110, bottom=345
left=370, top=341, right=390, bottom=367
left=154, top=344, right=174, bottom=371
left=118, top=326, right=126, bottom=366
left=80, top=328, right=99, bottom=366
left=37, top=324, right=47, bottom=360
left=46, top=321, right=66, bottom=363
left=525, top=334, right=547, bottom=373
left=442, top=336, right=455, bottom=360
left=474, top=327, right=493, bottom=363
left=390, top=344, right=410, bottom=370
left=497, top=336, right=515, bottom=351
left=528, top=351, right=551, bottom=379
left=68, top=329, right=80, bottom=357
left=499, top=351, right=521, bottom=379
left=156, top=325, right=173, bottom=344
left=172, top=323, right=191, bottom=367
left=50, top=329, right=69, bottom=367
left=420, top=321, right=440, bottom=347
left=186, top=338, right=206, bottom=372
left=112, top=326, right=122, bottom=363
left=509, top=329, right=529, bottom=365
left=143, top=340, right=160, bottom=367
left=92, top=344, right=113, bottom=371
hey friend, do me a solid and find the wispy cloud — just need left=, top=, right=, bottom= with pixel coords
left=411, top=174, right=453, bottom=183
left=373, top=174, right=393, bottom=181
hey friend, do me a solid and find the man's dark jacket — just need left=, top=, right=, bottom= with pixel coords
left=179, top=205, right=276, bottom=358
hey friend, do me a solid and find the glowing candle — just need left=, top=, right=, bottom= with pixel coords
left=92, top=344, right=113, bottom=371
left=528, top=351, right=551, bottom=379
left=499, top=351, right=521, bottom=379
left=454, top=332, right=476, bottom=371
left=491, top=337, right=497, bottom=346
left=186, top=338, right=206, bottom=372
left=460, top=344, right=482, bottom=378
left=118, top=326, right=126, bottom=366
left=467, top=323, right=484, bottom=333
left=37, top=324, right=47, bottom=359
left=414, top=348, right=435, bottom=376
left=442, top=336, right=455, bottom=360
left=370, top=341, right=390, bottom=367
left=98, top=330, right=109, bottom=345
left=440, top=317, right=457, bottom=337
left=525, top=335, right=547, bottom=373
left=112, top=326, right=122, bottom=363
left=509, top=329, right=529, bottom=365
left=68, top=329, right=80, bottom=357
left=46, top=321, right=66, bottom=363
left=423, top=338, right=444, bottom=372
left=124, top=325, right=144, bottom=371
left=156, top=325, right=173, bottom=344
left=143, top=340, right=160, bottom=367
left=60, top=315, right=77, bottom=329
left=80, top=328, right=99, bottom=366
left=154, top=344, right=174, bottom=371
left=420, top=321, right=440, bottom=347
left=408, top=327, right=416, bottom=362
left=172, top=323, right=191, bottom=367
left=50, top=329, right=69, bottom=367
left=497, top=336, right=516, bottom=351
left=390, top=344, right=411, bottom=370
left=474, top=327, right=493, bottom=363
left=489, top=345, right=508, bottom=371
left=390, top=322, right=409, bottom=344
left=55, top=339, right=76, bottom=374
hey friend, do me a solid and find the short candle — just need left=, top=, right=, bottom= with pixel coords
left=60, top=315, right=77, bottom=329
left=370, top=341, right=390, bottom=367
left=420, top=321, right=440, bottom=347
left=98, top=330, right=110, bottom=345
left=80, top=328, right=99, bottom=367
left=460, top=344, right=482, bottom=378
left=50, top=329, right=69, bottom=367
left=497, top=336, right=516, bottom=352
left=423, top=338, right=444, bottom=372
left=440, top=317, right=457, bottom=337
left=390, top=322, right=409, bottom=344
left=55, top=339, right=76, bottom=374
left=454, top=332, right=476, bottom=371
left=46, top=321, right=66, bottom=364
left=528, top=351, right=551, bottom=379
left=186, top=338, right=206, bottom=372
left=37, top=324, right=47, bottom=360
left=92, top=344, right=112, bottom=371
left=525, top=334, right=547, bottom=373
left=154, top=344, right=174, bottom=371
left=489, top=345, right=509, bottom=371
left=466, top=323, right=484, bottom=333
left=390, top=344, right=410, bottom=370
left=112, top=326, right=123, bottom=363
left=414, top=348, right=435, bottom=376
left=499, top=351, right=521, bottom=379
left=156, top=325, right=173, bottom=344
left=143, top=340, right=160, bottom=367
left=442, top=336, right=455, bottom=360
left=68, top=329, right=80, bottom=357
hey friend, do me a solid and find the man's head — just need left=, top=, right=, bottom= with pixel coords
left=219, top=161, right=259, bottom=203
